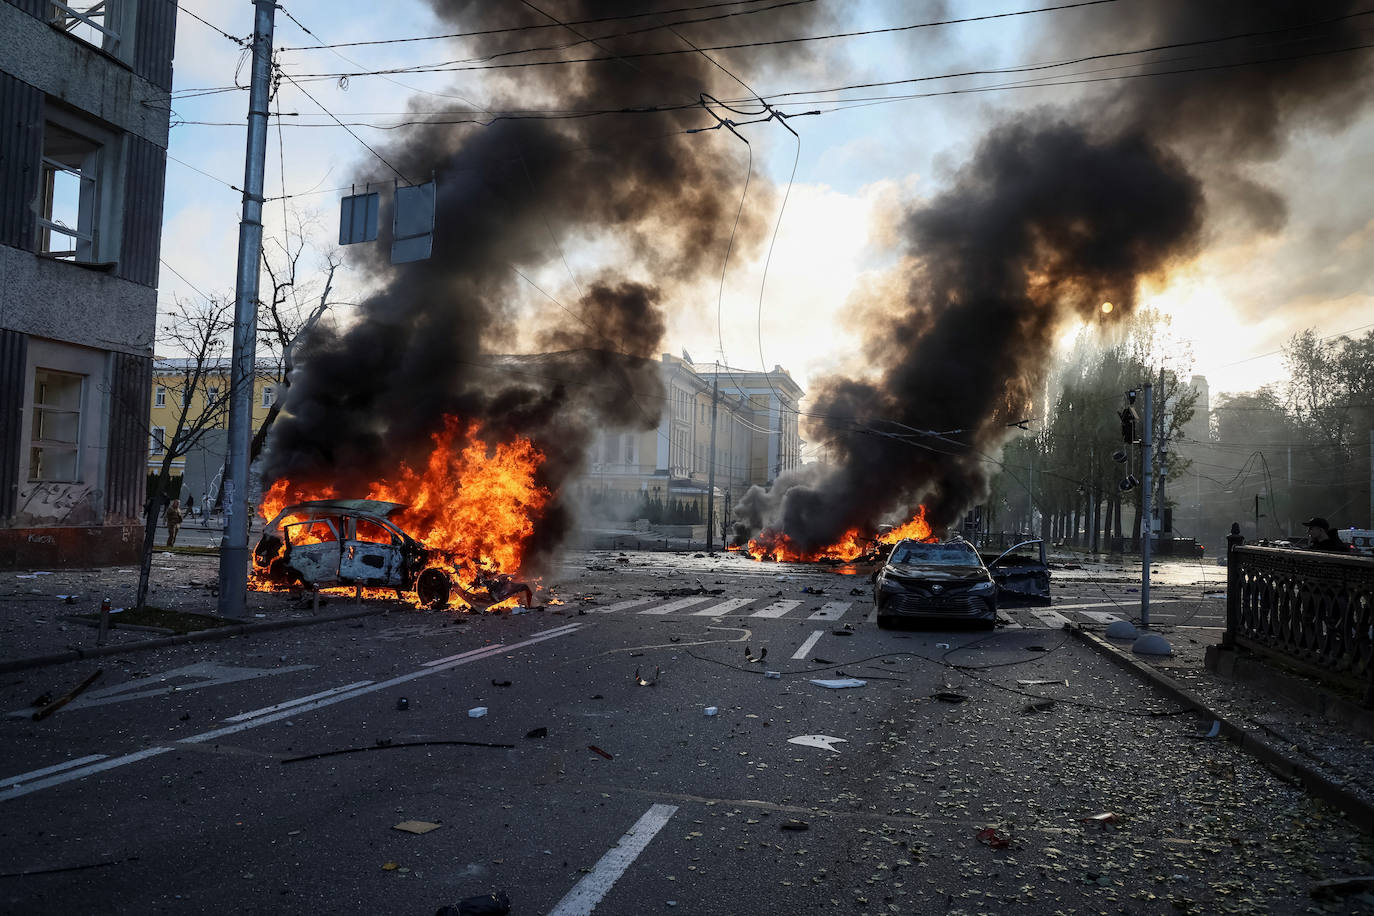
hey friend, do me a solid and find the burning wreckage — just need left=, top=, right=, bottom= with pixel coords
left=252, top=499, right=533, bottom=610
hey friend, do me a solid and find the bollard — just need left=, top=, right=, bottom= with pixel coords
left=96, top=596, right=111, bottom=646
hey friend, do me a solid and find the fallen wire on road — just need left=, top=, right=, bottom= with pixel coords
left=280, top=739, right=515, bottom=764
left=0, top=856, right=138, bottom=879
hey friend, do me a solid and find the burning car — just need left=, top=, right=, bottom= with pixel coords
left=873, top=537, right=998, bottom=629
left=252, top=499, right=530, bottom=609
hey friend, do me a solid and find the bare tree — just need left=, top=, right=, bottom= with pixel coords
left=136, top=296, right=240, bottom=610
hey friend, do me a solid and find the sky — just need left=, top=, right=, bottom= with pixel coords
left=160, top=0, right=1374, bottom=418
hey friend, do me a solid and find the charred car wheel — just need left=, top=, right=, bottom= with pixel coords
left=416, top=567, right=452, bottom=609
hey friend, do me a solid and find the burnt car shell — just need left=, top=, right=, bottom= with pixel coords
left=253, top=499, right=431, bottom=594
left=980, top=539, right=1051, bottom=606
left=873, top=537, right=998, bottom=629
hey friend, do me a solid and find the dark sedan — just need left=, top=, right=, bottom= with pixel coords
left=873, top=537, right=998, bottom=629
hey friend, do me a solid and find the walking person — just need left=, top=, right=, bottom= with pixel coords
left=165, top=497, right=184, bottom=547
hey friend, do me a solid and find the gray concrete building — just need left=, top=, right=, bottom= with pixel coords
left=0, top=0, right=177, bottom=566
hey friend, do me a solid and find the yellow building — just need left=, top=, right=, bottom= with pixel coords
left=148, top=357, right=281, bottom=507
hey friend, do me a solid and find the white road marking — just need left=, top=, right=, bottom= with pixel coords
left=225, top=681, right=374, bottom=722
left=592, top=597, right=655, bottom=614
left=8, top=662, right=315, bottom=717
left=690, top=598, right=753, bottom=616
left=996, top=610, right=1023, bottom=629
left=639, top=596, right=714, bottom=615
left=1030, top=609, right=1074, bottom=628
left=422, top=643, right=505, bottom=667
left=792, top=630, right=824, bottom=660
left=0, top=748, right=173, bottom=802
left=1048, top=601, right=1131, bottom=612
left=546, top=804, right=679, bottom=916
left=0, top=624, right=583, bottom=803
left=808, top=601, right=852, bottom=621
left=183, top=624, right=582, bottom=745
left=0, top=754, right=108, bottom=789
left=1080, top=610, right=1126, bottom=625
left=751, top=600, right=801, bottom=619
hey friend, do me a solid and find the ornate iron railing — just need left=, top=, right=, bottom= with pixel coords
left=1226, top=546, right=1374, bottom=706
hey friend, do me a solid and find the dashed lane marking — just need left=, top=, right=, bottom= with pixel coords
left=592, top=597, right=656, bottom=614
left=546, top=804, right=679, bottom=916
left=1030, top=608, right=1075, bottom=628
left=793, top=630, right=825, bottom=660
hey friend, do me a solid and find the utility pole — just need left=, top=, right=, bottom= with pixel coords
left=1140, top=380, right=1153, bottom=628
left=704, top=369, right=720, bottom=553
left=218, top=0, right=276, bottom=617
left=1156, top=368, right=1168, bottom=550
left=1132, top=379, right=1171, bottom=655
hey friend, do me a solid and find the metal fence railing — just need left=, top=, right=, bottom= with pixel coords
left=1226, top=545, right=1374, bottom=706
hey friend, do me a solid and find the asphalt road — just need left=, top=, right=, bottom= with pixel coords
left=1, top=553, right=1368, bottom=915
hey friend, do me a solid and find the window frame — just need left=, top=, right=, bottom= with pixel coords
left=36, top=108, right=120, bottom=266
left=149, top=425, right=166, bottom=455
left=28, top=368, right=86, bottom=483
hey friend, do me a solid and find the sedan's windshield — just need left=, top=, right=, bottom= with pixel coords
left=890, top=542, right=980, bottom=566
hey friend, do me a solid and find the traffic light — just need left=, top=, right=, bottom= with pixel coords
left=1119, top=406, right=1139, bottom=444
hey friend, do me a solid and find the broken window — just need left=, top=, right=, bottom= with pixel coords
left=37, top=110, right=116, bottom=264
left=49, top=1, right=127, bottom=58
left=353, top=518, right=396, bottom=545
left=149, top=426, right=166, bottom=455
left=30, top=369, right=84, bottom=482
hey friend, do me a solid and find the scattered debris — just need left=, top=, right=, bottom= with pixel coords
left=745, top=645, right=767, bottom=663
left=1310, top=875, right=1374, bottom=900
left=1080, top=812, right=1120, bottom=827
left=812, top=657, right=832, bottom=665
left=1025, top=645, right=1047, bottom=652
left=704, top=706, right=718, bottom=716
left=848, top=587, right=866, bottom=596
left=525, top=727, right=548, bottom=739
left=935, top=642, right=951, bottom=649
left=932, top=692, right=968, bottom=704
left=830, top=629, right=853, bottom=637
left=393, top=820, right=441, bottom=835
left=810, top=678, right=866, bottom=689
left=437, top=890, right=512, bottom=916
left=490, top=680, right=512, bottom=688
left=280, top=740, right=515, bottom=764
left=588, top=745, right=613, bottom=759
left=779, top=820, right=809, bottom=831
left=31, top=669, right=103, bottom=721
left=633, top=666, right=660, bottom=686
left=1021, top=698, right=1056, bottom=714
left=1191, top=719, right=1222, bottom=739
left=976, top=826, right=1012, bottom=849
left=787, top=735, right=847, bottom=752
left=382, top=862, right=399, bottom=871
left=468, top=707, right=487, bottom=718
left=764, top=670, right=781, bottom=679
left=1016, top=679, right=1068, bottom=686
left=396, top=697, right=409, bottom=711
left=801, top=586, right=826, bottom=595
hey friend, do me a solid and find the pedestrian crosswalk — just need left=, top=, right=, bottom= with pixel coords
left=583, top=592, right=1224, bottom=629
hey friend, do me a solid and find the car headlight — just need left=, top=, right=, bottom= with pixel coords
left=968, top=580, right=996, bottom=595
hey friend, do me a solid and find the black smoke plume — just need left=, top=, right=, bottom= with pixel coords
left=737, top=0, right=1372, bottom=548
left=261, top=1, right=833, bottom=574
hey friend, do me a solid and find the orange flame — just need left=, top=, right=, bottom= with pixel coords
left=745, top=506, right=934, bottom=562
left=255, top=416, right=548, bottom=593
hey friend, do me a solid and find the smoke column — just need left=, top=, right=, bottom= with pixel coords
left=737, top=0, right=1373, bottom=548
left=261, top=2, right=833, bottom=572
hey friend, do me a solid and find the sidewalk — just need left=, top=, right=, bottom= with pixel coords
left=1070, top=618, right=1374, bottom=834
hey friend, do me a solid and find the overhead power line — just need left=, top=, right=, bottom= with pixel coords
left=275, top=0, right=818, bottom=51
left=277, top=0, right=1127, bottom=80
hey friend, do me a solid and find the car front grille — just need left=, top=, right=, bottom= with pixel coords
left=883, top=594, right=993, bottom=617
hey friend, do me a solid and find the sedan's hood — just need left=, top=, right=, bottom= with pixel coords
left=883, top=564, right=987, bottom=582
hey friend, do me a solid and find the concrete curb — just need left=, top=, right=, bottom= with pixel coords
left=1070, top=626, right=1374, bottom=835
left=0, top=605, right=391, bottom=675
